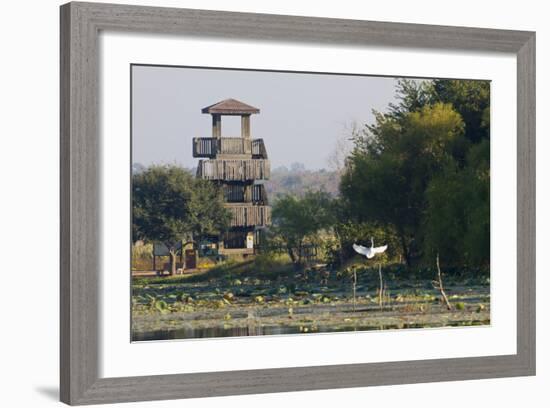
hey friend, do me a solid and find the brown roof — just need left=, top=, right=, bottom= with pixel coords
left=201, top=98, right=260, bottom=115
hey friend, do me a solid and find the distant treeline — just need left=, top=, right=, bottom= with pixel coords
left=265, top=163, right=340, bottom=200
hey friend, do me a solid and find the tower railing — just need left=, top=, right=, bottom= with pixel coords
left=193, top=137, right=267, bottom=158
left=196, top=159, right=270, bottom=181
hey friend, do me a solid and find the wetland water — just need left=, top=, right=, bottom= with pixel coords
left=131, top=289, right=491, bottom=341
left=133, top=319, right=489, bottom=341
left=132, top=269, right=490, bottom=341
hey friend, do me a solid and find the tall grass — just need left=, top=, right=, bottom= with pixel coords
left=133, top=252, right=296, bottom=285
left=132, top=242, right=154, bottom=271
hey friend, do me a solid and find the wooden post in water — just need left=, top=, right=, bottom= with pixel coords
left=435, top=253, right=452, bottom=310
left=352, top=268, right=357, bottom=312
left=378, top=263, right=383, bottom=309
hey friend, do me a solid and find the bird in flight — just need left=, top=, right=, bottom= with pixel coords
left=353, top=237, right=388, bottom=259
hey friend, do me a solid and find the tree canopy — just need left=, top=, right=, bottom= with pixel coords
left=340, top=79, right=490, bottom=268
left=271, top=190, right=335, bottom=266
left=132, top=165, right=230, bottom=273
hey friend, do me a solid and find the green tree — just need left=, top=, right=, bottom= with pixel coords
left=271, top=191, right=335, bottom=267
left=340, top=78, right=490, bottom=269
left=387, top=79, right=435, bottom=118
left=341, top=103, right=465, bottom=266
left=132, top=165, right=230, bottom=275
left=432, top=79, right=490, bottom=144
left=424, top=138, right=490, bottom=266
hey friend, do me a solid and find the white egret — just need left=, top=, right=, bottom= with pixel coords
left=352, top=237, right=388, bottom=309
left=353, top=237, right=388, bottom=259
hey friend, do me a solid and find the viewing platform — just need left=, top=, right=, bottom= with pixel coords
left=196, top=159, right=270, bottom=181
left=193, top=137, right=268, bottom=159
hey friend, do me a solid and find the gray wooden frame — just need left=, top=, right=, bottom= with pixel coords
left=60, top=1, right=536, bottom=405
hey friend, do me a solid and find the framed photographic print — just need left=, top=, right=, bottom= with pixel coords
left=60, top=1, right=535, bottom=405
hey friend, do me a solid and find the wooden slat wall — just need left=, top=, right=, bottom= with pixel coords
left=220, top=138, right=249, bottom=154
left=198, top=159, right=270, bottom=180
left=222, top=230, right=246, bottom=249
left=193, top=138, right=267, bottom=158
left=251, top=139, right=267, bottom=158
left=244, top=185, right=252, bottom=202
left=227, top=205, right=271, bottom=227
left=223, top=184, right=267, bottom=204
left=193, top=138, right=215, bottom=157
left=223, top=184, right=245, bottom=202
left=252, top=184, right=267, bottom=205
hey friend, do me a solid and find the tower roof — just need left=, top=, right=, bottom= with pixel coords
left=201, top=98, right=260, bottom=115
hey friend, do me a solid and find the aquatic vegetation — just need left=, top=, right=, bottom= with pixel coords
left=131, top=261, right=490, bottom=341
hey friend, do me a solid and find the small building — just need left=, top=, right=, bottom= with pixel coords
left=193, top=98, right=271, bottom=255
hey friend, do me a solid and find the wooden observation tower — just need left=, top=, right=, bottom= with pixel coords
left=193, top=98, right=271, bottom=255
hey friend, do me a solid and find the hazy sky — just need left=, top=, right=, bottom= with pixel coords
left=132, top=65, right=405, bottom=170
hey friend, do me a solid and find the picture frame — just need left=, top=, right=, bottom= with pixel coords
left=60, top=1, right=535, bottom=405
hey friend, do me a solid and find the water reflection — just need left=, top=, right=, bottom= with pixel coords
left=132, top=320, right=489, bottom=341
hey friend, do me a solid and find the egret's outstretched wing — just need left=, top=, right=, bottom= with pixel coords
left=353, top=243, right=371, bottom=257
left=372, top=245, right=388, bottom=255
left=353, top=243, right=386, bottom=259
